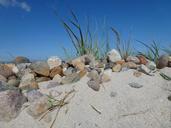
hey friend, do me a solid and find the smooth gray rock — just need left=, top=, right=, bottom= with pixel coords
left=128, top=82, right=143, bottom=88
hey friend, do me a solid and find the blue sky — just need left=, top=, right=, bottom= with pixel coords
left=0, top=0, right=171, bottom=60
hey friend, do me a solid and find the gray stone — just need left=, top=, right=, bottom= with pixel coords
left=7, top=79, right=20, bottom=87
left=0, top=89, right=26, bottom=121
left=87, top=79, right=100, bottom=91
left=146, top=61, right=156, bottom=70
left=87, top=70, right=99, bottom=80
left=61, top=73, right=81, bottom=84
left=0, top=75, right=7, bottom=82
left=128, top=82, right=143, bottom=88
left=157, top=55, right=169, bottom=69
left=30, top=61, right=50, bottom=76
left=27, top=90, right=43, bottom=102
left=63, top=67, right=77, bottom=76
left=160, top=67, right=171, bottom=77
left=138, top=64, right=153, bottom=75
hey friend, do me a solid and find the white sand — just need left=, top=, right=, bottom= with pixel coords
left=1, top=69, right=171, bottom=128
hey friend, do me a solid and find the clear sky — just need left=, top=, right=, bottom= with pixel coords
left=0, top=0, right=171, bottom=60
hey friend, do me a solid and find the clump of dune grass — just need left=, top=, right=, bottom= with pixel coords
left=137, top=40, right=160, bottom=63
left=61, top=11, right=110, bottom=60
left=111, top=27, right=133, bottom=60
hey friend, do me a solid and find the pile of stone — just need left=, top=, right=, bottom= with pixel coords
left=0, top=50, right=171, bottom=121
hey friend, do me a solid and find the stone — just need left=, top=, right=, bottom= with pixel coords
left=0, top=89, right=26, bottom=121
left=71, top=57, right=85, bottom=71
left=27, top=90, right=43, bottom=102
left=122, top=62, right=138, bottom=69
left=157, top=55, right=169, bottom=69
left=38, top=80, right=60, bottom=89
left=87, top=79, right=100, bottom=91
left=138, top=64, right=152, bottom=75
left=146, top=61, right=156, bottom=70
left=53, top=74, right=62, bottom=83
left=7, top=79, right=20, bottom=87
left=63, top=67, right=77, bottom=76
left=0, top=75, right=7, bottom=82
left=17, top=63, right=31, bottom=71
left=128, top=82, right=143, bottom=88
left=87, top=70, right=99, bottom=80
left=115, top=60, right=125, bottom=65
left=160, top=67, right=171, bottom=77
left=27, top=96, right=50, bottom=118
left=13, top=56, right=30, bottom=64
left=107, top=49, right=122, bottom=63
left=126, top=56, right=140, bottom=64
left=133, top=71, right=142, bottom=77
left=101, top=73, right=111, bottom=83
left=47, top=56, right=62, bottom=69
left=50, top=66, right=63, bottom=78
left=112, top=64, right=122, bottom=72
left=0, top=64, right=14, bottom=78
left=30, top=61, right=50, bottom=76
left=36, top=77, right=51, bottom=83
left=19, top=73, right=38, bottom=89
left=6, top=64, right=19, bottom=74
left=137, top=55, right=148, bottom=65
left=61, top=72, right=81, bottom=84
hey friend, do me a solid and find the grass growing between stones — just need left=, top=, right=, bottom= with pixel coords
left=62, top=11, right=110, bottom=60
left=137, top=40, right=160, bottom=64
left=111, top=27, right=134, bottom=60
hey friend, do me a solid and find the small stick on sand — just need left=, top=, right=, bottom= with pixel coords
left=90, top=105, right=101, bottom=115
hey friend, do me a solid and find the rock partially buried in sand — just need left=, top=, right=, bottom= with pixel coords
left=27, top=96, right=50, bottom=118
left=160, top=67, right=171, bottom=78
left=0, top=89, right=26, bottom=121
left=107, top=49, right=122, bottom=63
left=87, top=70, right=99, bottom=80
left=128, top=82, right=143, bottom=88
left=47, top=56, right=62, bottom=69
left=138, top=64, right=153, bottom=75
left=87, top=79, right=100, bottom=91
left=13, top=56, right=30, bottom=64
left=30, top=61, right=50, bottom=77
left=38, top=80, right=60, bottom=89
left=157, top=55, right=169, bottom=69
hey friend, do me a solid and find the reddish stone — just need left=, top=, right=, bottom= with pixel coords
left=137, top=55, right=148, bottom=65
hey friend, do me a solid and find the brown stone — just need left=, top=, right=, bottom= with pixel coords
left=112, top=64, right=122, bottom=72
left=122, top=62, right=138, bottom=69
left=0, top=64, right=14, bottom=78
left=137, top=55, right=148, bottom=65
left=13, top=56, right=30, bottom=64
left=50, top=66, right=63, bottom=78
left=133, top=71, right=142, bottom=77
left=115, top=60, right=125, bottom=65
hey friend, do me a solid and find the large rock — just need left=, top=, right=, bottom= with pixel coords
left=13, top=56, right=30, bottom=64
left=30, top=61, right=50, bottom=76
left=50, top=66, right=63, bottom=78
left=0, top=89, right=26, bottom=121
left=19, top=73, right=38, bottom=89
left=87, top=79, right=100, bottom=91
left=107, top=49, right=122, bottom=63
left=47, top=56, right=62, bottom=69
left=27, top=96, right=50, bottom=118
left=0, top=64, right=14, bottom=78
left=157, top=55, right=169, bottom=69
